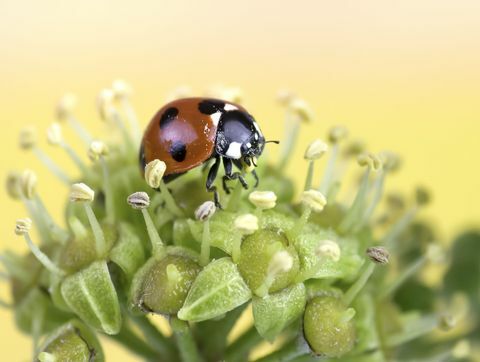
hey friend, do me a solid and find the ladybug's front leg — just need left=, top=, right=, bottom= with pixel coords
left=222, top=158, right=248, bottom=193
left=206, top=156, right=222, bottom=208
left=252, top=169, right=260, bottom=188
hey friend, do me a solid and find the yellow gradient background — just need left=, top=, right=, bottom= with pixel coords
left=1, top=0, right=479, bottom=360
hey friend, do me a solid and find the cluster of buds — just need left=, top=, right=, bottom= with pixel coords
left=1, top=82, right=477, bottom=362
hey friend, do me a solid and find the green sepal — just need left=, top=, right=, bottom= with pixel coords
left=109, top=223, right=146, bottom=280
left=60, top=261, right=122, bottom=335
left=15, top=288, right=72, bottom=335
left=252, top=283, right=306, bottom=341
left=129, top=250, right=201, bottom=315
left=295, top=226, right=363, bottom=281
left=36, top=319, right=104, bottom=362
left=178, top=257, right=251, bottom=322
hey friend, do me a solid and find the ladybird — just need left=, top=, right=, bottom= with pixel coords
left=140, top=98, right=277, bottom=207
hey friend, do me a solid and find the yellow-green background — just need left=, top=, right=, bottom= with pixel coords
left=1, top=0, right=479, bottom=360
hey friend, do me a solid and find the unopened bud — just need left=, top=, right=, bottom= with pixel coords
left=70, top=183, right=94, bottom=202
left=426, top=244, right=445, bottom=263
left=46, top=123, right=63, bottom=146
left=20, top=169, right=37, bottom=199
left=276, top=89, right=295, bottom=106
left=366, top=246, right=389, bottom=264
left=15, top=218, right=32, bottom=235
left=56, top=93, right=77, bottom=119
left=268, top=251, right=293, bottom=275
left=301, top=190, right=327, bottom=213
left=112, top=79, right=132, bottom=99
left=88, top=140, right=109, bottom=161
left=343, top=140, right=366, bottom=157
left=96, top=88, right=115, bottom=120
left=234, top=214, right=258, bottom=235
left=304, top=139, right=328, bottom=160
left=357, top=152, right=382, bottom=171
left=379, top=151, right=401, bottom=172
left=19, top=127, right=36, bottom=149
left=195, top=201, right=216, bottom=221
left=288, top=98, right=314, bottom=123
left=6, top=172, right=22, bottom=199
left=316, top=240, right=341, bottom=262
left=439, top=313, right=456, bottom=331
left=127, top=192, right=150, bottom=210
left=415, top=187, right=431, bottom=206
left=248, top=191, right=277, bottom=210
left=328, top=126, right=348, bottom=143
left=145, top=159, right=167, bottom=189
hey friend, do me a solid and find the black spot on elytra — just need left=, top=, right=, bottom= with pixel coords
left=170, top=141, right=187, bottom=162
left=198, top=100, right=225, bottom=115
left=159, top=107, right=179, bottom=129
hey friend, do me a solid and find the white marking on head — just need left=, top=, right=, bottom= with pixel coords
left=225, top=142, right=242, bottom=159
left=224, top=104, right=238, bottom=111
left=210, top=112, right=221, bottom=126
left=254, top=133, right=259, bottom=140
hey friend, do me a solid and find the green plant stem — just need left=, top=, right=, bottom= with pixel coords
left=383, top=207, right=418, bottom=250
left=171, top=317, right=203, bottom=362
left=62, top=142, right=89, bottom=175
left=67, top=115, right=92, bottom=146
left=101, top=157, right=115, bottom=222
left=109, top=323, right=161, bottom=362
left=343, top=263, right=375, bottom=306
left=225, top=326, right=263, bottom=362
left=130, top=315, right=177, bottom=361
left=159, top=181, right=184, bottom=217
left=278, top=120, right=300, bottom=172
left=141, top=208, right=164, bottom=255
left=378, top=256, right=426, bottom=300
left=33, top=147, right=70, bottom=185
left=200, top=220, right=211, bottom=266
left=83, top=203, right=107, bottom=257
left=303, top=161, right=315, bottom=191
left=33, top=195, right=70, bottom=243
left=339, top=167, right=371, bottom=233
left=319, top=143, right=339, bottom=195
left=227, top=180, right=244, bottom=211
left=386, top=314, right=438, bottom=347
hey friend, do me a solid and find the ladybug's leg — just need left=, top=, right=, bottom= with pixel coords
left=206, top=156, right=222, bottom=208
left=252, top=169, right=259, bottom=188
left=222, top=158, right=234, bottom=194
left=222, top=158, right=249, bottom=191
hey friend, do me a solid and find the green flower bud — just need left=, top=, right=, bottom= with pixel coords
left=36, top=320, right=104, bottom=362
left=61, top=261, right=122, bottom=335
left=58, top=225, right=117, bottom=274
left=130, top=252, right=201, bottom=315
left=303, top=295, right=356, bottom=357
left=238, top=229, right=300, bottom=295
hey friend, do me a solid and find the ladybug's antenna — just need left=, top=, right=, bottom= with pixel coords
left=265, top=140, right=280, bottom=144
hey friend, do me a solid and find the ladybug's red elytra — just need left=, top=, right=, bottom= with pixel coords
left=140, top=97, right=277, bottom=207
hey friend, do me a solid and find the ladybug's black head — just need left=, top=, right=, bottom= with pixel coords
left=215, top=110, right=267, bottom=172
